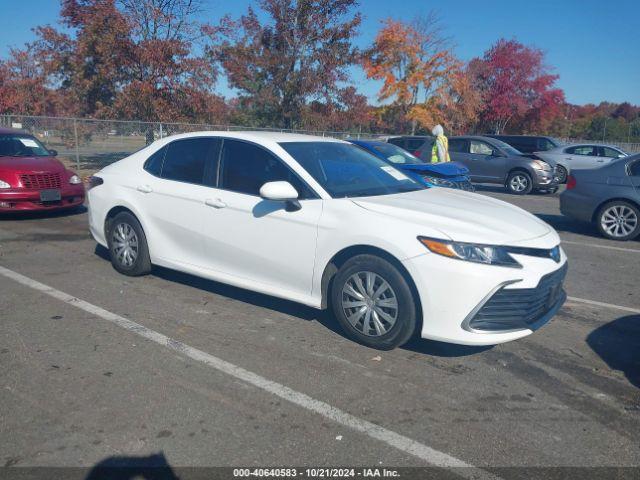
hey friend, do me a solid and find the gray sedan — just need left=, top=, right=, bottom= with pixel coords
left=449, top=135, right=558, bottom=195
left=536, top=144, right=628, bottom=183
left=560, top=154, right=640, bottom=240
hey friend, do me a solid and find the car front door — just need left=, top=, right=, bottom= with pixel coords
left=136, top=137, right=221, bottom=267
left=629, top=159, right=640, bottom=194
left=600, top=146, right=625, bottom=163
left=467, top=139, right=506, bottom=183
left=198, top=139, right=323, bottom=301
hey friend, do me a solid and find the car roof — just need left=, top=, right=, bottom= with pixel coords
left=450, top=135, right=499, bottom=142
left=0, top=127, right=30, bottom=135
left=485, top=134, right=554, bottom=139
left=159, top=130, right=348, bottom=145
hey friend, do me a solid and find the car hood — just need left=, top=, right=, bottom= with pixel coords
left=351, top=188, right=553, bottom=245
left=399, top=161, right=469, bottom=177
left=0, top=155, right=66, bottom=173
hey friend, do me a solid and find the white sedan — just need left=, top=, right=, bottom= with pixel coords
left=536, top=144, right=628, bottom=183
left=87, top=132, right=567, bottom=350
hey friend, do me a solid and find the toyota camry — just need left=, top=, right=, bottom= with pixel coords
left=87, top=132, right=567, bottom=350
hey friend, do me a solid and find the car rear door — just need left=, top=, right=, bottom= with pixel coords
left=565, top=145, right=602, bottom=169
left=198, top=139, right=322, bottom=301
left=137, top=137, right=221, bottom=267
left=448, top=139, right=474, bottom=175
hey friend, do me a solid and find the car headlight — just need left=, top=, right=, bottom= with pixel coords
left=532, top=160, right=551, bottom=171
left=418, top=237, right=522, bottom=268
left=69, top=174, right=82, bottom=185
left=0, top=179, right=10, bottom=189
left=423, top=176, right=455, bottom=188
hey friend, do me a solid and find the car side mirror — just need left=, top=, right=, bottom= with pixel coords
left=491, top=150, right=504, bottom=157
left=48, top=149, right=58, bottom=156
left=259, top=181, right=301, bottom=211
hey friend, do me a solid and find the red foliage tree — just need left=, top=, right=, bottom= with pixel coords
left=470, top=39, right=564, bottom=133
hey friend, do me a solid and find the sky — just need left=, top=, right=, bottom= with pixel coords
left=1, top=0, right=639, bottom=105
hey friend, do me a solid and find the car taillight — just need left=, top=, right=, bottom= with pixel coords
left=88, top=176, right=104, bottom=190
left=566, top=175, right=576, bottom=190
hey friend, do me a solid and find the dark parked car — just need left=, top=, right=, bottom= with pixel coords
left=484, top=135, right=562, bottom=154
left=386, top=135, right=434, bottom=161
left=349, top=139, right=473, bottom=190
left=560, top=154, right=640, bottom=240
left=0, top=128, right=85, bottom=212
left=448, top=136, right=558, bottom=195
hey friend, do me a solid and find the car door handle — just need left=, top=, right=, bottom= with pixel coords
left=565, top=157, right=573, bottom=161
left=205, top=198, right=227, bottom=209
left=136, top=185, right=153, bottom=193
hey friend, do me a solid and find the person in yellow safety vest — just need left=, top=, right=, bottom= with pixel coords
left=430, top=124, right=451, bottom=163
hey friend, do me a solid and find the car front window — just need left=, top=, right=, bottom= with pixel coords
left=372, top=143, right=425, bottom=164
left=489, top=139, right=522, bottom=156
left=0, top=134, right=52, bottom=157
left=280, top=142, right=426, bottom=198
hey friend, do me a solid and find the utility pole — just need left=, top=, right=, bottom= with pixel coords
left=602, top=117, right=608, bottom=142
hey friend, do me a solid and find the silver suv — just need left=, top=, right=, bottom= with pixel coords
left=449, top=136, right=558, bottom=195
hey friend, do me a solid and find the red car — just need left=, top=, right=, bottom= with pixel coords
left=0, top=128, right=85, bottom=212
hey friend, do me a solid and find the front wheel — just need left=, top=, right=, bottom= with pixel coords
left=555, top=165, right=568, bottom=184
left=506, top=171, right=533, bottom=195
left=107, top=211, right=152, bottom=276
left=596, top=201, right=640, bottom=241
left=331, top=254, right=418, bottom=350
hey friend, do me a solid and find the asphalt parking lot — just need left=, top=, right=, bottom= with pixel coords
left=0, top=186, right=638, bottom=474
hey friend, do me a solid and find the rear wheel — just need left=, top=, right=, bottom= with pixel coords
left=506, top=171, right=533, bottom=195
left=107, top=211, right=152, bottom=276
left=596, top=201, right=640, bottom=241
left=331, top=254, right=417, bottom=350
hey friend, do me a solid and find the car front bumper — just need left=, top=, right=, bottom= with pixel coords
left=402, top=238, right=568, bottom=346
left=0, top=185, right=85, bottom=212
left=532, top=169, right=558, bottom=188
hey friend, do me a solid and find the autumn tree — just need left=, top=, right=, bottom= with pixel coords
left=0, top=46, right=62, bottom=116
left=363, top=13, right=458, bottom=134
left=440, top=67, right=482, bottom=135
left=204, top=0, right=362, bottom=129
left=469, top=39, right=564, bottom=134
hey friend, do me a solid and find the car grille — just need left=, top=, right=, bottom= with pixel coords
left=468, top=264, right=567, bottom=332
left=20, top=173, right=62, bottom=189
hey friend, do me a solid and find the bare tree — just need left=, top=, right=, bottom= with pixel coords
left=118, top=0, right=204, bottom=41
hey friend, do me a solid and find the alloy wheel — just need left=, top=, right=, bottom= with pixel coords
left=112, top=222, right=139, bottom=267
left=600, top=205, right=638, bottom=238
left=341, top=271, right=398, bottom=337
left=509, top=174, right=529, bottom=192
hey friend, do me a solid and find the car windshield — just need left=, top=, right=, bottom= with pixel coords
left=0, top=134, right=51, bottom=157
left=280, top=142, right=426, bottom=198
left=370, top=142, right=425, bottom=164
left=491, top=139, right=523, bottom=156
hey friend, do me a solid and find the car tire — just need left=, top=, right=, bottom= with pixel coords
left=506, top=171, right=533, bottom=195
left=331, top=254, right=418, bottom=350
left=555, top=165, right=568, bottom=184
left=107, top=211, right=152, bottom=276
left=596, top=201, right=640, bottom=241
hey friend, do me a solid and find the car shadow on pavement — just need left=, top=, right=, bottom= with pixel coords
left=85, top=452, right=179, bottom=480
left=586, top=314, right=640, bottom=389
left=0, top=205, right=86, bottom=221
left=536, top=213, right=600, bottom=236
left=401, top=337, right=494, bottom=357
left=95, top=245, right=492, bottom=359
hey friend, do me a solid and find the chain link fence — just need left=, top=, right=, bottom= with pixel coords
left=2, top=114, right=638, bottom=178
left=0, top=114, right=388, bottom=177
